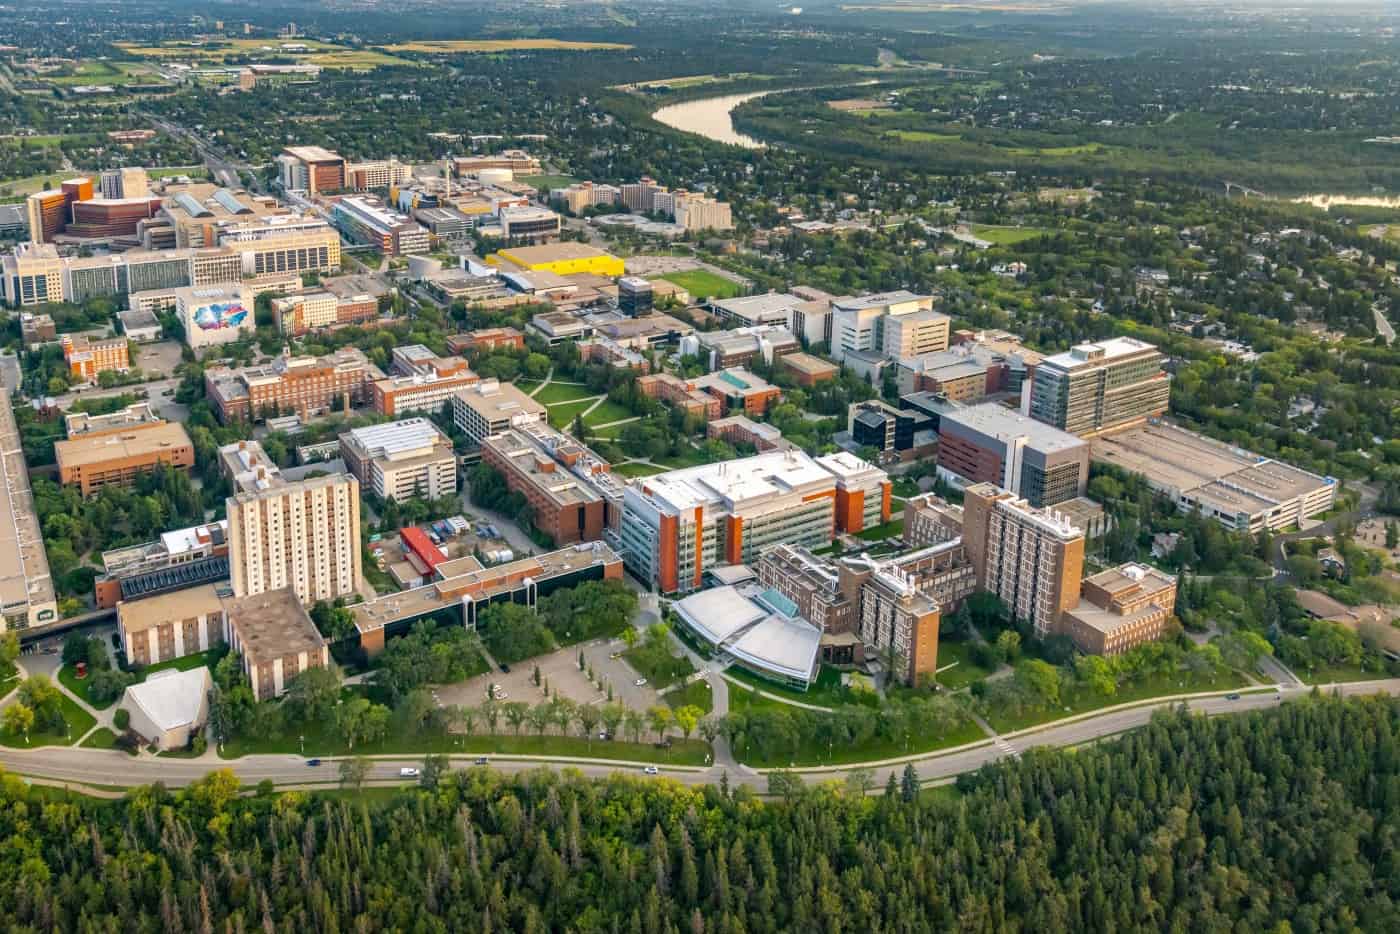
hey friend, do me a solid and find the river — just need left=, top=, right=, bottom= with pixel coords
left=652, top=91, right=774, bottom=148
left=1293, top=193, right=1400, bottom=210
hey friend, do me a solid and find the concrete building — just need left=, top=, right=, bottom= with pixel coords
left=896, top=349, right=995, bottom=400
left=61, top=334, right=130, bottom=383
left=780, top=352, right=838, bottom=386
left=618, top=276, right=653, bottom=316
left=175, top=283, right=253, bottom=350
left=849, top=399, right=919, bottom=456
left=1, top=243, right=63, bottom=306
left=122, top=667, right=212, bottom=750
left=1063, top=563, right=1178, bottom=656
left=55, top=420, right=194, bottom=496
left=480, top=422, right=624, bottom=546
left=710, top=294, right=801, bottom=327
left=277, top=145, right=346, bottom=194
left=66, top=196, right=163, bottom=239
left=1089, top=421, right=1336, bottom=532
left=20, top=312, right=56, bottom=346
left=97, top=167, right=150, bottom=201
left=687, top=325, right=800, bottom=370
left=672, top=585, right=822, bottom=688
left=346, top=158, right=411, bottom=191
left=674, top=196, right=733, bottom=232
left=350, top=542, right=622, bottom=655
left=830, top=291, right=936, bottom=363
left=962, top=482, right=1085, bottom=639
left=881, top=308, right=951, bottom=359
left=690, top=368, right=782, bottom=417
left=340, top=418, right=457, bottom=502
left=272, top=291, right=337, bottom=334
left=451, top=379, right=548, bottom=445
left=224, top=587, right=329, bottom=701
left=0, top=389, right=57, bottom=630
left=64, top=402, right=161, bottom=439
left=224, top=445, right=361, bottom=604
left=117, top=583, right=227, bottom=667
left=205, top=347, right=383, bottom=423
left=938, top=403, right=1090, bottom=507
left=499, top=205, right=561, bottom=243
left=1029, top=337, right=1170, bottom=437
left=486, top=243, right=624, bottom=278
left=25, top=189, right=71, bottom=243
left=117, top=308, right=162, bottom=342
left=448, top=327, right=524, bottom=354
left=332, top=196, right=429, bottom=255
left=618, top=451, right=887, bottom=593
left=95, top=520, right=228, bottom=608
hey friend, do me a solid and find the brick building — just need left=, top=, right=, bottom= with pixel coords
left=55, top=420, right=194, bottom=496
left=204, top=347, right=383, bottom=423
left=62, top=334, right=130, bottom=383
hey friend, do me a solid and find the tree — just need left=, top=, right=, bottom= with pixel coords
left=995, top=629, right=1022, bottom=664
left=600, top=703, right=625, bottom=740
left=577, top=704, right=601, bottom=743
left=647, top=706, right=672, bottom=743
left=420, top=753, right=450, bottom=789
left=673, top=705, right=701, bottom=743
left=2, top=703, right=33, bottom=741
left=335, top=696, right=372, bottom=750
left=1016, top=660, right=1062, bottom=707
left=845, top=767, right=875, bottom=797
left=1074, top=655, right=1117, bottom=697
left=0, top=632, right=19, bottom=671
left=900, top=763, right=919, bottom=803
left=338, top=756, right=371, bottom=790
left=285, top=666, right=341, bottom=725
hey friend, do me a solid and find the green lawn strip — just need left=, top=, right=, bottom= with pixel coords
left=221, top=726, right=709, bottom=765
left=654, top=446, right=711, bottom=469
left=586, top=421, right=635, bottom=440
left=612, top=461, right=664, bottom=478
left=0, top=689, right=97, bottom=748
left=79, top=727, right=118, bottom=749
left=133, top=650, right=220, bottom=679
left=723, top=664, right=855, bottom=707
left=1296, top=662, right=1393, bottom=685
left=622, top=644, right=695, bottom=690
left=582, top=399, right=633, bottom=427
left=548, top=399, right=598, bottom=429
left=984, top=668, right=1249, bottom=734
left=856, top=519, right=904, bottom=541
left=933, top=640, right=996, bottom=691
left=727, top=687, right=790, bottom=713
left=738, top=714, right=986, bottom=769
left=514, top=379, right=542, bottom=394
left=656, top=270, right=743, bottom=300
left=519, top=175, right=579, bottom=191
left=157, top=746, right=204, bottom=758
left=663, top=679, right=713, bottom=714
left=967, top=224, right=1052, bottom=245
left=534, top=381, right=599, bottom=404
left=58, top=664, right=117, bottom=710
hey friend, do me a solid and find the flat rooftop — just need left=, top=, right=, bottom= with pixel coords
left=942, top=402, right=1085, bottom=454
left=55, top=421, right=192, bottom=471
left=224, top=587, right=325, bottom=664
left=1085, top=562, right=1176, bottom=601
left=781, top=352, right=838, bottom=375
left=497, top=243, right=616, bottom=265
left=283, top=145, right=343, bottom=163
left=0, top=390, right=54, bottom=614
left=454, top=380, right=547, bottom=423
left=710, top=293, right=802, bottom=319
left=1041, top=336, right=1160, bottom=372
left=832, top=290, right=930, bottom=311
left=641, top=450, right=835, bottom=513
left=117, top=582, right=226, bottom=636
left=343, top=418, right=453, bottom=462
left=483, top=429, right=600, bottom=508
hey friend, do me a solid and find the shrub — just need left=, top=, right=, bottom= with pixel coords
left=113, top=708, right=130, bottom=731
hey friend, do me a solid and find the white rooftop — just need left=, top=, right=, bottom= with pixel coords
left=675, top=584, right=821, bottom=684
left=832, top=290, right=930, bottom=311
left=815, top=450, right=886, bottom=482
left=674, top=586, right=768, bottom=644
left=123, top=667, right=212, bottom=732
left=729, top=614, right=822, bottom=682
left=711, top=293, right=803, bottom=321
left=344, top=418, right=449, bottom=459
left=1041, top=336, right=1160, bottom=370
left=644, top=450, right=835, bottom=512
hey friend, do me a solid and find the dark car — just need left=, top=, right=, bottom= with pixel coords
left=306, top=759, right=322, bottom=767
left=1225, top=693, right=1241, bottom=701
left=474, top=757, right=489, bottom=765
left=499, top=663, right=511, bottom=673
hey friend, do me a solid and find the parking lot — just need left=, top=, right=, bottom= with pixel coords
left=133, top=340, right=186, bottom=378
left=436, top=635, right=662, bottom=715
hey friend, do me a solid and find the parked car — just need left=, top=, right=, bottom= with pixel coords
left=399, top=767, right=420, bottom=778
left=499, top=663, right=511, bottom=673
left=474, top=757, right=489, bottom=765
left=634, top=678, right=648, bottom=687
left=1225, top=693, right=1241, bottom=701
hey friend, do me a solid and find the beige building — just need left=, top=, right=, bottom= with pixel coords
left=1, top=243, right=64, bottom=307
left=55, top=420, right=195, bottom=496
left=272, top=291, right=338, bottom=333
left=1063, top=563, right=1178, bottom=655
left=117, top=583, right=227, bottom=667
left=122, top=667, right=212, bottom=750
left=674, top=195, right=734, bottom=232
left=0, top=389, right=57, bottom=630
left=224, top=587, right=329, bottom=701
left=225, top=447, right=362, bottom=605
left=882, top=309, right=951, bottom=359
left=451, top=379, right=547, bottom=444
left=903, top=493, right=965, bottom=548
left=340, top=419, right=457, bottom=502
left=175, top=283, right=254, bottom=351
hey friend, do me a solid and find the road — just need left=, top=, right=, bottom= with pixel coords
left=1271, top=480, right=1381, bottom=574
left=4, top=679, right=1395, bottom=794
left=139, top=111, right=261, bottom=191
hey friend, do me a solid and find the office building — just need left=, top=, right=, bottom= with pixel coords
left=118, top=308, right=162, bottom=342
left=272, top=289, right=376, bottom=335
left=451, top=379, right=548, bottom=445
left=0, top=203, right=26, bottom=239
left=64, top=402, right=161, bottom=439
left=0, top=389, right=57, bottom=630
left=881, top=308, right=951, bottom=359
left=1089, top=421, right=1336, bottom=532
left=277, top=146, right=346, bottom=193
left=1063, top=563, right=1178, bottom=656
left=147, top=183, right=288, bottom=249
left=205, top=347, right=383, bottom=423
left=637, top=373, right=722, bottom=420
left=1, top=243, right=63, bottom=306
left=686, top=325, right=800, bottom=370
left=340, top=418, right=457, bottom=502
left=902, top=493, right=965, bottom=548
left=175, top=283, right=253, bottom=350
left=499, top=205, right=561, bottom=243
left=61, top=334, right=130, bottom=383
left=1029, top=337, right=1170, bottom=437
left=951, top=329, right=1043, bottom=392
left=938, top=403, right=1089, bottom=507
left=224, top=587, right=329, bottom=700
left=849, top=399, right=917, bottom=455
left=414, top=206, right=474, bottom=241
left=346, top=159, right=411, bottom=191
left=711, top=293, right=801, bottom=327
left=117, top=584, right=228, bottom=667
left=66, top=196, right=163, bottom=239
left=618, top=276, right=654, bottom=316
left=690, top=368, right=782, bottom=417
left=98, top=167, right=151, bottom=201
left=840, top=553, right=941, bottom=684
left=95, top=520, right=229, bottom=608
left=55, top=420, right=195, bottom=496
left=480, top=422, right=624, bottom=546
left=25, top=189, right=71, bottom=243
left=896, top=349, right=994, bottom=400
left=486, top=243, right=624, bottom=278
left=962, top=482, right=1085, bottom=639
left=453, top=152, right=542, bottom=176
left=816, top=451, right=893, bottom=535
left=618, top=450, right=887, bottom=593
left=830, top=291, right=936, bottom=362
left=372, top=368, right=480, bottom=417
left=332, top=196, right=429, bottom=255
left=239, top=64, right=321, bottom=90
left=225, top=444, right=361, bottom=604
left=552, top=181, right=621, bottom=214
left=780, top=352, right=837, bottom=386
left=582, top=336, right=650, bottom=371
left=707, top=415, right=789, bottom=453
left=351, top=542, right=622, bottom=655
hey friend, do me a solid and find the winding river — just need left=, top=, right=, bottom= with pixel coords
left=652, top=91, right=774, bottom=148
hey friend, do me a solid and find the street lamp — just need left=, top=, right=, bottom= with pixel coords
left=299, top=735, right=305, bottom=754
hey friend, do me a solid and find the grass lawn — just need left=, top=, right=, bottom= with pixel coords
left=0, top=690, right=97, bottom=748
left=856, top=519, right=904, bottom=541
left=967, top=224, right=1052, bottom=245
left=934, top=640, right=997, bottom=691
left=738, top=712, right=986, bottom=769
left=654, top=445, right=712, bottom=470
left=587, top=421, right=636, bottom=440
left=57, top=664, right=118, bottom=710
left=664, top=679, right=713, bottom=714
left=1297, top=662, right=1393, bottom=685
left=723, top=665, right=862, bottom=709
left=518, top=174, right=580, bottom=190
left=658, top=270, right=743, bottom=301
left=548, top=399, right=598, bottom=429
left=221, top=726, right=709, bottom=765
left=582, top=399, right=633, bottom=427
left=135, top=649, right=220, bottom=679
left=79, top=727, right=118, bottom=749
left=613, top=461, right=664, bottom=478
left=623, top=644, right=695, bottom=690
left=890, top=129, right=962, bottom=143
left=514, top=378, right=542, bottom=395
left=727, top=686, right=790, bottom=713
left=984, top=668, right=1249, bottom=734
left=534, top=381, right=599, bottom=405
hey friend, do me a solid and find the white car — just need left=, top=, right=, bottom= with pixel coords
left=643, top=766, right=659, bottom=775
left=399, top=767, right=420, bottom=778
left=634, top=678, right=648, bottom=687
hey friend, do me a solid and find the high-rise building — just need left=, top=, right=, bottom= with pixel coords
left=346, top=159, right=411, bottom=191
left=618, top=276, right=654, bottom=316
left=1, top=243, right=64, bottom=306
left=332, top=196, right=429, bottom=255
left=673, top=195, right=733, bottom=232
left=829, top=291, right=936, bottom=362
left=937, top=403, right=1090, bottom=507
left=223, top=441, right=362, bottom=605
left=1029, top=337, right=1170, bottom=437
left=277, top=146, right=346, bottom=194
left=25, top=189, right=70, bottom=243
left=961, top=482, right=1084, bottom=639
left=98, top=167, right=150, bottom=200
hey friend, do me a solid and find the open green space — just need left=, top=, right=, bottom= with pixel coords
left=57, top=664, right=118, bottom=710
left=513, top=378, right=543, bottom=395
left=533, top=381, right=599, bottom=405
left=586, top=420, right=635, bottom=440
left=933, top=639, right=998, bottom=691
left=856, top=518, right=904, bottom=541
left=653, top=445, right=712, bottom=470
left=723, top=664, right=861, bottom=709
left=726, top=685, right=789, bottom=713
left=890, top=129, right=962, bottom=143
left=737, top=711, right=986, bottom=769
left=967, top=224, right=1052, bottom=245
left=0, top=689, right=97, bottom=748
left=657, top=270, right=744, bottom=301
left=623, top=643, right=695, bottom=690
left=519, top=175, right=579, bottom=190
left=984, top=668, right=1249, bottom=734
left=547, top=399, right=598, bottom=429
left=136, top=650, right=220, bottom=679
left=1297, top=662, right=1392, bottom=685
left=613, top=461, right=663, bottom=478
left=663, top=679, right=713, bottom=714
left=79, top=727, right=119, bottom=749
left=582, top=399, right=632, bottom=427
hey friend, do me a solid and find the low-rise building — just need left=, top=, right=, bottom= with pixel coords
left=710, top=293, right=801, bottom=327
left=707, top=415, right=789, bottom=453
left=117, top=583, right=227, bottom=667
left=690, top=367, right=782, bottom=417
left=61, top=334, right=130, bottom=383
left=1063, top=563, right=1178, bottom=655
left=0, top=389, right=58, bottom=630
left=96, top=520, right=229, bottom=608
left=122, top=667, right=212, bottom=750
left=205, top=347, right=383, bottom=423
left=55, top=420, right=194, bottom=496
left=637, top=373, right=722, bottom=420
left=685, top=324, right=799, bottom=370
left=780, top=352, right=838, bottom=386
left=672, top=585, right=822, bottom=688
left=224, top=587, right=329, bottom=701
left=451, top=379, right=547, bottom=445
left=340, top=418, right=457, bottom=502
left=175, top=283, right=253, bottom=351
left=448, top=327, right=525, bottom=354
left=117, top=307, right=163, bottom=342
left=19, top=313, right=56, bottom=346
left=486, top=243, right=624, bottom=278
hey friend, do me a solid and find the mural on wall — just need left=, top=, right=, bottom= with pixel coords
left=192, top=300, right=249, bottom=331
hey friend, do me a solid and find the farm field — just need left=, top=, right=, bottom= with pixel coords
left=387, top=40, right=631, bottom=53
left=115, top=39, right=410, bottom=69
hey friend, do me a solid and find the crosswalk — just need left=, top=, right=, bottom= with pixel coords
left=993, top=735, right=1021, bottom=760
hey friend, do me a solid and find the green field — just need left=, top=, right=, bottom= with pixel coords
left=612, top=461, right=664, bottom=478
left=723, top=665, right=858, bottom=709
left=582, top=399, right=632, bottom=427
left=41, top=61, right=164, bottom=87
left=0, top=689, right=97, bottom=748
left=519, top=175, right=580, bottom=191
left=932, top=639, right=997, bottom=691
left=968, top=224, right=1052, bottom=245
left=658, top=270, right=744, bottom=301
left=736, top=709, right=985, bottom=769
left=664, top=679, right=714, bottom=714
left=856, top=518, right=904, bottom=541
left=890, top=129, right=962, bottom=143
left=984, top=669, right=1249, bottom=734
left=1297, top=662, right=1392, bottom=685
left=1004, top=142, right=1106, bottom=156
left=586, top=420, right=635, bottom=440
left=533, top=381, right=599, bottom=404
left=57, top=664, right=118, bottom=710
left=548, top=399, right=597, bottom=429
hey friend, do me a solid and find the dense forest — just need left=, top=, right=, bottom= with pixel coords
left=3, top=695, right=1397, bottom=931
